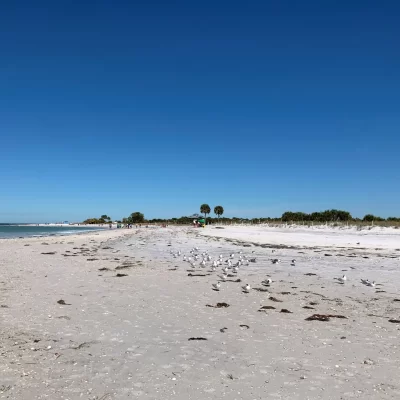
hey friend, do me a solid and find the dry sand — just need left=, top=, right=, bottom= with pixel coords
left=1, top=225, right=400, bottom=399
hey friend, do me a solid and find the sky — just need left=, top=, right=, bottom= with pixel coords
left=1, top=1, right=399, bottom=222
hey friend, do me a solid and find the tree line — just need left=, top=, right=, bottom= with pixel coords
left=281, top=209, right=399, bottom=222
left=82, top=208, right=400, bottom=225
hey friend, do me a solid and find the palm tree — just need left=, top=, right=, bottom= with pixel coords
left=214, top=205, right=224, bottom=223
left=200, top=204, right=211, bottom=224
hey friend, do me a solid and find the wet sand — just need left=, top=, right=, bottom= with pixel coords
left=1, top=226, right=400, bottom=399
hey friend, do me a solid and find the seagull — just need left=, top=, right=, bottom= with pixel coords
left=211, top=265, right=217, bottom=272
left=366, top=281, right=376, bottom=287
left=338, top=275, right=347, bottom=284
left=219, top=274, right=228, bottom=281
left=212, top=282, right=221, bottom=291
left=232, top=266, right=239, bottom=273
left=227, top=260, right=232, bottom=267
left=219, top=254, right=223, bottom=259
left=361, top=278, right=370, bottom=285
left=271, top=259, right=281, bottom=264
left=230, top=253, right=235, bottom=258
left=212, top=260, right=218, bottom=267
left=207, top=255, right=212, bottom=261
left=222, top=266, right=229, bottom=273
left=200, top=260, right=206, bottom=267
left=262, top=278, right=272, bottom=285
left=183, top=256, right=187, bottom=261
left=178, top=251, right=181, bottom=256
left=242, top=284, right=251, bottom=293
left=188, top=257, right=192, bottom=262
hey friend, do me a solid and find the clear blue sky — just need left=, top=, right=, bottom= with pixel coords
left=1, top=1, right=399, bottom=222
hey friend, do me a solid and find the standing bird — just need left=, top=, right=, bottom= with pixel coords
left=262, top=278, right=272, bottom=285
left=212, top=282, right=221, bottom=291
left=242, top=284, right=251, bottom=293
left=338, top=275, right=347, bottom=284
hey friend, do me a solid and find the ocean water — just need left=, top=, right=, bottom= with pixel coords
left=0, top=224, right=106, bottom=239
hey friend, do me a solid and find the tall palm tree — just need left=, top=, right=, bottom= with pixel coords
left=200, top=204, right=211, bottom=224
left=214, top=205, right=224, bottom=223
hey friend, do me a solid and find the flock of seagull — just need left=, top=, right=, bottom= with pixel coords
left=169, top=247, right=300, bottom=294
left=170, top=247, right=264, bottom=293
left=170, top=246, right=378, bottom=291
left=336, top=274, right=376, bottom=287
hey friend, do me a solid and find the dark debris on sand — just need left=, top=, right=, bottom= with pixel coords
left=259, top=306, right=276, bottom=310
left=57, top=299, right=71, bottom=305
left=306, top=314, right=347, bottom=322
left=206, top=302, right=230, bottom=308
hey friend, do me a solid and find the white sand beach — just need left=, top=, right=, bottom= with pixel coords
left=1, top=225, right=400, bottom=399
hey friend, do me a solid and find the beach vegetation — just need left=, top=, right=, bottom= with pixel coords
left=200, top=204, right=211, bottom=222
left=127, top=212, right=145, bottom=224
left=281, top=209, right=352, bottom=222
left=363, top=214, right=385, bottom=222
left=214, top=205, right=224, bottom=222
left=83, top=215, right=112, bottom=224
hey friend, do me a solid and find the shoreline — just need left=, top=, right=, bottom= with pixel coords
left=0, top=226, right=136, bottom=243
